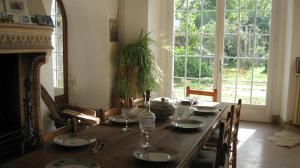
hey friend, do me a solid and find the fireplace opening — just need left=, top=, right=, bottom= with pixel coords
left=0, top=54, right=24, bottom=164
left=0, top=54, right=21, bottom=135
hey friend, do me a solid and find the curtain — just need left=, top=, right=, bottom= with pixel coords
left=293, top=75, right=300, bottom=125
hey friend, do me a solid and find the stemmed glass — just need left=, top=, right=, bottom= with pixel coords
left=188, top=96, right=197, bottom=113
left=121, top=108, right=131, bottom=132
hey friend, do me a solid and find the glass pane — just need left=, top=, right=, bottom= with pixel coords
left=54, top=35, right=63, bottom=52
left=251, top=82, right=267, bottom=105
left=175, top=12, right=188, bottom=33
left=186, top=79, right=200, bottom=90
left=239, top=33, right=255, bottom=58
left=256, top=35, right=269, bottom=58
left=56, top=52, right=64, bottom=71
left=202, top=11, right=216, bottom=33
left=223, top=58, right=237, bottom=80
left=56, top=70, right=64, bottom=88
left=253, top=59, right=268, bottom=82
left=174, top=35, right=186, bottom=55
left=189, top=12, right=201, bottom=33
left=173, top=78, right=185, bottom=98
left=222, top=80, right=236, bottom=102
left=224, top=34, right=238, bottom=57
left=187, top=57, right=199, bottom=78
left=201, top=58, right=214, bottom=78
left=236, top=81, right=251, bottom=104
left=55, top=16, right=63, bottom=34
left=187, top=35, right=201, bottom=55
left=202, top=34, right=215, bottom=56
left=175, top=0, right=187, bottom=10
left=203, top=0, right=216, bottom=10
left=174, top=56, right=185, bottom=77
left=188, top=0, right=201, bottom=11
left=240, top=0, right=256, bottom=11
left=225, top=12, right=239, bottom=33
left=226, top=0, right=239, bottom=11
left=237, top=58, right=252, bottom=81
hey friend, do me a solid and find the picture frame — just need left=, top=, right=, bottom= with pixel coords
left=19, top=14, right=30, bottom=24
left=4, top=0, right=28, bottom=14
left=109, top=19, right=118, bottom=42
left=296, top=57, right=300, bottom=73
left=36, top=15, right=54, bottom=26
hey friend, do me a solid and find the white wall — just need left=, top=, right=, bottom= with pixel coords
left=122, top=0, right=148, bottom=45
left=63, top=0, right=118, bottom=109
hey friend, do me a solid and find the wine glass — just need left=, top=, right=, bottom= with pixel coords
left=121, top=108, right=131, bottom=132
left=188, top=96, right=197, bottom=113
left=176, top=106, right=185, bottom=120
left=139, top=119, right=155, bottom=148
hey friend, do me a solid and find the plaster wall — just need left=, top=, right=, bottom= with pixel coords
left=63, top=0, right=118, bottom=110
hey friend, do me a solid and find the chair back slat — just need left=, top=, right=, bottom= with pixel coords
left=186, top=86, right=217, bottom=102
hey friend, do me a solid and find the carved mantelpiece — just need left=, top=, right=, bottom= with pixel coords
left=0, top=23, right=53, bottom=54
left=0, top=23, right=53, bottom=154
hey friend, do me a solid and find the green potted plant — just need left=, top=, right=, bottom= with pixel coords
left=115, top=31, right=162, bottom=100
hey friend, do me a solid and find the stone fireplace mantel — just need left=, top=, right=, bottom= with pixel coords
left=0, top=23, right=53, bottom=54
left=0, top=23, right=53, bottom=159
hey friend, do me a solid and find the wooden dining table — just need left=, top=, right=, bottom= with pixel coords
left=2, top=103, right=227, bottom=168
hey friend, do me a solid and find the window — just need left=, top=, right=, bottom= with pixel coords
left=51, top=0, right=68, bottom=103
left=173, top=0, right=272, bottom=105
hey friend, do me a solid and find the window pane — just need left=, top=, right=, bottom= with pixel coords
left=236, top=81, right=251, bottom=104
left=187, top=35, right=201, bottom=55
left=188, top=0, right=201, bottom=11
left=174, top=35, right=186, bottom=55
left=175, top=12, right=188, bottom=33
left=202, top=34, right=215, bottom=56
left=237, top=58, right=252, bottom=81
left=222, top=80, right=236, bottom=102
left=187, top=57, right=199, bottom=78
left=175, top=0, right=187, bottom=11
left=253, top=59, right=268, bottom=82
left=256, top=35, right=269, bottom=58
left=224, top=34, right=238, bottom=57
left=173, top=78, right=185, bottom=98
left=226, top=0, right=239, bottom=11
left=203, top=0, right=216, bottom=10
left=251, top=82, right=267, bottom=105
left=201, top=58, right=214, bottom=78
left=225, top=12, right=239, bottom=33
left=239, top=33, right=255, bottom=58
left=223, top=58, right=237, bottom=80
left=174, top=56, right=185, bottom=77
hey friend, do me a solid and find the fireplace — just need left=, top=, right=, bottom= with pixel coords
left=0, top=23, right=53, bottom=164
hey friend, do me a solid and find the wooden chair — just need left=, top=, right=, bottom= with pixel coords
left=99, top=107, right=121, bottom=122
left=186, top=86, right=217, bottom=102
left=40, top=85, right=99, bottom=128
left=191, top=105, right=234, bottom=168
left=229, top=99, right=242, bottom=168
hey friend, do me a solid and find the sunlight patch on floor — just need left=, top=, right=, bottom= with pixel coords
left=237, top=128, right=256, bottom=149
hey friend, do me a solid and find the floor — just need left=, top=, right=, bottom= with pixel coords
left=237, top=121, right=300, bottom=168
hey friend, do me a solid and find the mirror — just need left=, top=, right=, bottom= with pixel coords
left=51, top=0, right=68, bottom=104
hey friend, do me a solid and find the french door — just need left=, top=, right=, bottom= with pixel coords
left=173, top=0, right=272, bottom=120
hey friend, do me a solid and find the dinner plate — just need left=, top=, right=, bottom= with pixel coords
left=54, top=134, right=96, bottom=147
left=108, top=115, right=138, bottom=124
left=193, top=107, right=219, bottom=115
left=171, top=119, right=205, bottom=129
left=46, top=158, right=101, bottom=168
left=133, top=147, right=178, bottom=162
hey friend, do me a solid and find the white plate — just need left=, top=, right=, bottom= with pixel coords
left=108, top=115, right=138, bottom=124
left=46, top=158, right=101, bottom=168
left=133, top=147, right=178, bottom=162
left=54, top=134, right=96, bottom=147
left=171, top=119, right=205, bottom=129
left=193, top=107, right=219, bottom=115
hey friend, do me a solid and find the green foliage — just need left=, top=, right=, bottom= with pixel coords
left=174, top=56, right=213, bottom=78
left=116, top=31, right=162, bottom=98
